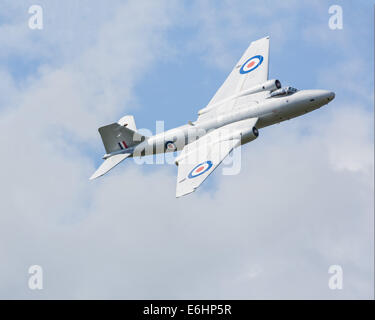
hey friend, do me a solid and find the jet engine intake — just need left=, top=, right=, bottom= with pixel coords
left=240, top=126, right=259, bottom=144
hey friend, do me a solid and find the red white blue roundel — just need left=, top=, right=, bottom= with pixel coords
left=239, top=55, right=263, bottom=74
left=188, top=161, right=213, bottom=179
left=165, top=141, right=176, bottom=151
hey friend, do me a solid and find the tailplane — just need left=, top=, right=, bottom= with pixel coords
left=89, top=153, right=131, bottom=180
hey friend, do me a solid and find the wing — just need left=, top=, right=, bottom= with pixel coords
left=176, top=137, right=240, bottom=198
left=175, top=116, right=256, bottom=197
left=198, top=36, right=269, bottom=121
left=176, top=117, right=259, bottom=197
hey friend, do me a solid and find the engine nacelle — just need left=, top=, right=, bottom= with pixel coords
left=237, top=79, right=281, bottom=98
left=261, top=79, right=282, bottom=91
left=241, top=125, right=259, bottom=145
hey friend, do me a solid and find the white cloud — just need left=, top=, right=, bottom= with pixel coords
left=321, top=105, right=373, bottom=172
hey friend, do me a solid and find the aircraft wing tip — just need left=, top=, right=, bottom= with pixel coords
left=176, top=188, right=195, bottom=198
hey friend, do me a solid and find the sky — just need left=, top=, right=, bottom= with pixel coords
left=0, top=0, right=373, bottom=299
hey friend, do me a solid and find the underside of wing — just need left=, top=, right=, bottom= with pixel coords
left=198, top=36, right=270, bottom=121
left=176, top=138, right=240, bottom=197
left=176, top=117, right=259, bottom=197
left=176, top=125, right=241, bottom=197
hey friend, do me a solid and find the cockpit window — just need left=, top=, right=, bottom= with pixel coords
left=269, top=86, right=298, bottom=97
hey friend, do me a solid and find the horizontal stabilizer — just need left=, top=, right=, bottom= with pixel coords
left=89, top=153, right=130, bottom=180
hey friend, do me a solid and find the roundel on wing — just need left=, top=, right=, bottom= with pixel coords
left=188, top=161, right=213, bottom=179
left=239, top=55, right=263, bottom=74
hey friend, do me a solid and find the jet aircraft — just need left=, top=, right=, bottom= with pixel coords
left=90, top=37, right=335, bottom=197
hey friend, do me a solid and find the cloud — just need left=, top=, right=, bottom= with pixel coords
left=0, top=0, right=180, bottom=298
left=2, top=104, right=373, bottom=299
left=181, top=0, right=327, bottom=71
left=0, top=0, right=373, bottom=299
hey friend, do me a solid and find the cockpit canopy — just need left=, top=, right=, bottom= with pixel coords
left=269, top=86, right=298, bottom=97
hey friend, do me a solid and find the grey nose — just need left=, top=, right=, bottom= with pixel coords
left=328, top=91, right=335, bottom=100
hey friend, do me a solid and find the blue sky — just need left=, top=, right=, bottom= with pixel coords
left=0, top=0, right=373, bottom=299
left=134, top=1, right=373, bottom=130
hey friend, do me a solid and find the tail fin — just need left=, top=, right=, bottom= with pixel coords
left=90, top=115, right=146, bottom=180
left=118, top=115, right=137, bottom=131
left=98, top=115, right=146, bottom=154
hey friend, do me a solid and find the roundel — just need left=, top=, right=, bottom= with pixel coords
left=239, top=55, right=263, bottom=74
left=165, top=141, right=176, bottom=151
left=188, top=161, right=213, bottom=179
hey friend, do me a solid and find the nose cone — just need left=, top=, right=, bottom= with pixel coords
left=327, top=91, right=335, bottom=101
left=321, top=90, right=335, bottom=102
left=307, top=90, right=335, bottom=104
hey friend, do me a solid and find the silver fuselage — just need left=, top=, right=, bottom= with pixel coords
left=112, top=89, right=335, bottom=158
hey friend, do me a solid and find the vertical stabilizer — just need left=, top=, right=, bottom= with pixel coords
left=98, top=115, right=146, bottom=154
